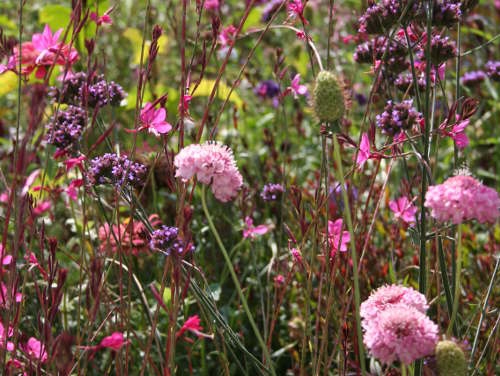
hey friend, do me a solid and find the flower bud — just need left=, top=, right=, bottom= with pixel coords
left=435, top=340, right=467, bottom=376
left=312, top=71, right=345, bottom=123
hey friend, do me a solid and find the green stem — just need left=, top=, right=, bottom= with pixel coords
left=402, top=365, right=407, bottom=376
left=448, top=224, right=462, bottom=336
left=332, top=135, right=366, bottom=375
left=201, top=186, right=276, bottom=376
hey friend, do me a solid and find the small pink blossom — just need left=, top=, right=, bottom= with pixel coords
left=203, top=0, right=220, bottom=11
left=177, top=315, right=204, bottom=339
left=21, top=169, right=40, bottom=196
left=243, top=217, right=271, bottom=239
left=290, top=247, right=302, bottom=265
left=356, top=133, right=371, bottom=169
left=100, top=332, right=128, bottom=351
left=287, top=0, right=308, bottom=24
left=327, top=219, right=350, bottom=256
left=274, top=275, right=285, bottom=286
left=439, top=116, right=469, bottom=149
left=0, top=322, right=14, bottom=352
left=25, top=337, right=48, bottom=363
left=64, top=155, right=86, bottom=171
left=0, top=245, right=12, bottom=266
left=389, top=196, right=417, bottom=224
left=90, top=7, right=113, bottom=26
left=139, top=102, right=172, bottom=136
left=66, top=179, right=84, bottom=201
left=178, top=94, right=192, bottom=117
left=286, top=74, right=308, bottom=98
left=218, top=25, right=237, bottom=48
left=33, top=200, right=51, bottom=216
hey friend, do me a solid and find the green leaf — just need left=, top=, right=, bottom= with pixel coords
left=0, top=72, right=18, bottom=96
left=189, top=79, right=244, bottom=109
left=39, top=5, right=71, bottom=31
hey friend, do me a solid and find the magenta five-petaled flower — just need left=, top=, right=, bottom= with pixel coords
left=439, top=116, right=470, bottom=149
left=327, top=219, right=350, bottom=256
left=286, top=74, right=308, bottom=98
left=139, top=102, right=172, bottom=136
left=389, top=196, right=417, bottom=224
left=243, top=217, right=271, bottom=239
left=356, top=133, right=371, bottom=169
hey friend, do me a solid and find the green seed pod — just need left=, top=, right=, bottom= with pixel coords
left=312, top=71, right=345, bottom=123
left=435, top=340, right=467, bottom=376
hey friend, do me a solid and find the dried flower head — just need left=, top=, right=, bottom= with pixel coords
left=435, top=340, right=467, bottom=376
left=312, top=71, right=346, bottom=123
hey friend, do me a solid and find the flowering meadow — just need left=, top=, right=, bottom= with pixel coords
left=1, top=0, right=500, bottom=375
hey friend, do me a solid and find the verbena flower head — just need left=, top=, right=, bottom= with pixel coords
left=261, top=183, right=285, bottom=201
left=461, top=70, right=486, bottom=87
left=425, top=172, right=500, bottom=224
left=174, top=142, right=243, bottom=202
left=149, top=226, right=184, bottom=255
left=432, top=1, right=462, bottom=27
left=485, top=60, right=500, bottom=82
left=87, top=78, right=126, bottom=108
left=363, top=305, right=438, bottom=365
left=360, top=284, right=429, bottom=325
left=427, top=35, right=457, bottom=65
left=46, top=105, right=86, bottom=150
left=88, top=153, right=147, bottom=188
left=376, top=99, right=422, bottom=136
left=358, top=1, right=404, bottom=34
left=395, top=73, right=426, bottom=94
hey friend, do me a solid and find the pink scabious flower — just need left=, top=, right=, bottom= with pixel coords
left=174, top=142, right=243, bottom=202
left=139, top=102, right=172, bottom=136
left=326, top=219, right=350, bottom=256
left=243, top=217, right=271, bottom=239
left=360, top=284, right=429, bottom=326
left=425, top=173, right=500, bottom=224
left=25, top=337, right=48, bottom=363
left=389, top=196, right=417, bottom=224
left=363, top=306, right=438, bottom=365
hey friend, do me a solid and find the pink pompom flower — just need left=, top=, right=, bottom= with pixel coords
left=363, top=306, right=438, bottom=365
left=360, top=284, right=429, bottom=326
left=174, top=142, right=243, bottom=202
left=425, top=173, right=500, bottom=224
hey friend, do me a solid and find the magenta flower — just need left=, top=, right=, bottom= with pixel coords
left=139, top=102, right=172, bottom=136
left=274, top=275, right=285, bottom=286
left=327, top=219, right=350, bottom=256
left=100, top=332, right=128, bottom=351
left=287, top=74, right=308, bottom=98
left=0, top=322, right=14, bottom=352
left=218, top=25, right=237, bottom=48
left=0, top=245, right=12, bottom=266
left=66, top=179, right=84, bottom=201
left=363, top=306, right=438, bottom=365
left=356, top=132, right=371, bottom=169
left=90, top=7, right=113, bottom=26
left=440, top=117, right=470, bottom=149
left=425, top=173, right=500, bottom=224
left=389, top=196, right=417, bottom=224
left=243, top=217, right=271, bottom=239
left=64, top=155, right=86, bottom=171
left=177, top=315, right=203, bottom=339
left=204, top=0, right=220, bottom=11
left=287, top=0, right=308, bottom=24
left=25, top=337, right=48, bottom=363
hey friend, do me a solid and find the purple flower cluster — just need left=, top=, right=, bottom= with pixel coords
left=260, top=183, right=285, bottom=201
left=49, top=72, right=126, bottom=108
left=485, top=61, right=500, bottom=82
left=354, top=37, right=408, bottom=72
left=432, top=1, right=462, bottom=27
left=461, top=70, right=486, bottom=87
left=46, top=105, right=86, bottom=150
left=255, top=80, right=280, bottom=100
left=426, top=35, right=457, bottom=65
left=358, top=0, right=406, bottom=34
left=376, top=100, right=422, bottom=136
left=395, top=73, right=426, bottom=94
left=88, top=153, right=147, bottom=188
left=149, top=226, right=183, bottom=255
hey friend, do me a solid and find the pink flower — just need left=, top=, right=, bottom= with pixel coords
left=327, top=219, right=350, bottom=256
left=287, top=0, right=308, bottom=24
left=286, top=74, right=308, bottom=98
left=99, top=332, right=127, bottom=351
left=243, top=217, right=271, bottom=239
left=363, top=306, right=438, bottom=365
left=139, top=102, right=172, bottom=136
left=64, top=155, right=86, bottom=171
left=440, top=117, right=469, bottom=149
left=178, top=94, right=192, bottom=116
left=174, top=142, right=243, bottom=202
left=274, top=275, right=285, bottom=285
left=203, top=0, right=220, bottom=11
left=218, top=25, right=237, bottom=48
left=0, top=282, right=22, bottom=308
left=177, top=315, right=203, bottom=338
left=290, top=247, right=302, bottom=265
left=356, top=133, right=371, bottom=169
left=33, top=200, right=51, bottom=216
left=360, top=284, right=429, bottom=325
left=66, top=179, right=84, bottom=201
left=25, top=337, right=48, bottom=363
left=0, top=322, right=14, bottom=352
left=389, top=196, right=417, bottom=224
left=0, top=245, right=12, bottom=266
left=21, top=169, right=40, bottom=196
left=90, top=7, right=113, bottom=26
left=425, top=173, right=500, bottom=224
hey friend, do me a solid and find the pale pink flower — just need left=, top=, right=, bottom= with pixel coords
left=25, top=337, right=48, bottom=363
left=287, top=74, right=308, bottom=98
left=174, top=142, right=243, bottom=202
left=363, top=306, right=438, bottom=365
left=21, top=169, right=40, bottom=196
left=389, top=196, right=417, bottom=224
left=360, top=284, right=429, bottom=326
left=327, top=219, right=350, bottom=256
left=356, top=133, right=371, bottom=169
left=139, top=102, right=172, bottom=136
left=243, top=217, right=271, bottom=239
left=100, top=332, right=127, bottom=351
left=425, top=174, right=500, bottom=224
